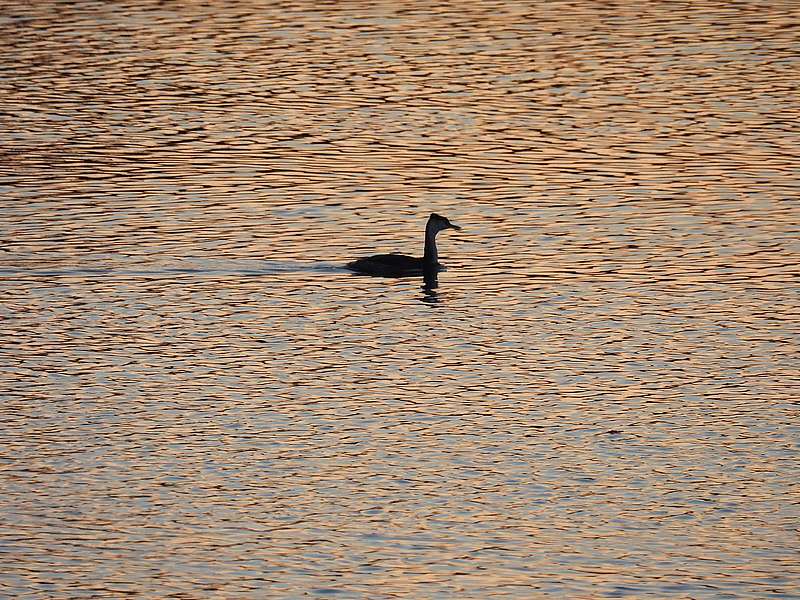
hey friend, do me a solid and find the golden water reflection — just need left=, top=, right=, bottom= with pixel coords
left=1, top=0, right=798, bottom=598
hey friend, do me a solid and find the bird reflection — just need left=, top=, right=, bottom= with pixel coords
left=420, top=271, right=440, bottom=305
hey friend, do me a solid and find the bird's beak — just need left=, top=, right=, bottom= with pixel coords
left=449, top=222, right=461, bottom=231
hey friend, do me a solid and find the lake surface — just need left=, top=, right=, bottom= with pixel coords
left=1, top=1, right=798, bottom=597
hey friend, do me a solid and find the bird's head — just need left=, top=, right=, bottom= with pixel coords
left=428, top=213, right=461, bottom=234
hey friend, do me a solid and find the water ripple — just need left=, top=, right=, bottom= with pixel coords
left=1, top=1, right=798, bottom=598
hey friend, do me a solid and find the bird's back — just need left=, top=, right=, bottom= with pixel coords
left=346, top=254, right=425, bottom=277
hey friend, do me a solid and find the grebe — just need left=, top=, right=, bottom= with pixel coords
left=346, top=213, right=461, bottom=277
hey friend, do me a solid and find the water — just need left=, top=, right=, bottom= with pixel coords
left=2, top=1, right=799, bottom=597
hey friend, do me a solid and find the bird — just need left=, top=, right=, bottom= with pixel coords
left=346, top=213, right=461, bottom=277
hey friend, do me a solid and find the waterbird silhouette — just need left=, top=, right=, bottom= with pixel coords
left=346, top=213, right=461, bottom=278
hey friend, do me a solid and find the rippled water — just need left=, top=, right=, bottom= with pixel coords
left=2, top=1, right=799, bottom=597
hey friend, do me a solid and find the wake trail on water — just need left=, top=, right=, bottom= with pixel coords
left=0, top=260, right=348, bottom=279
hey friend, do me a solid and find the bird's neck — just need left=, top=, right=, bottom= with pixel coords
left=423, top=224, right=439, bottom=265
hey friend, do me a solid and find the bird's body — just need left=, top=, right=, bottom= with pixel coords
left=346, top=253, right=427, bottom=277
left=346, top=213, right=460, bottom=278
